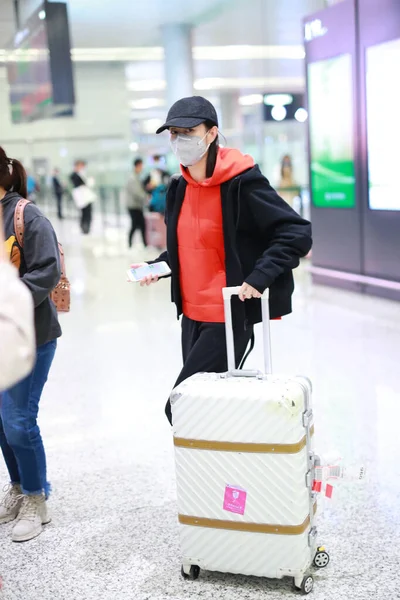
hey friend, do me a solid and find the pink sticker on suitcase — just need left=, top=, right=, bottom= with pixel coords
left=223, top=485, right=247, bottom=515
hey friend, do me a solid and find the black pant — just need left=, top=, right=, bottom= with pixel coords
left=128, top=208, right=147, bottom=247
left=55, top=192, right=63, bottom=219
left=165, top=316, right=254, bottom=424
left=80, top=203, right=92, bottom=234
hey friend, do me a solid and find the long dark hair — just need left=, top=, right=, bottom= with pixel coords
left=205, top=120, right=219, bottom=179
left=0, top=146, right=28, bottom=198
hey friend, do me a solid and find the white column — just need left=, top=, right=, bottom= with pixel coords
left=162, top=24, right=194, bottom=108
left=219, top=93, right=243, bottom=132
left=219, top=92, right=244, bottom=149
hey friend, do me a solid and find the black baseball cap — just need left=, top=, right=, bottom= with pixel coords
left=156, top=96, right=219, bottom=134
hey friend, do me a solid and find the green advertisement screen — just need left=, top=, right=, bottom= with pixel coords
left=308, top=54, right=356, bottom=208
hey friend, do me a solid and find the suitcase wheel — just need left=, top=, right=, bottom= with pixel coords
left=294, top=575, right=314, bottom=595
left=313, top=547, right=330, bottom=569
left=181, top=565, right=200, bottom=581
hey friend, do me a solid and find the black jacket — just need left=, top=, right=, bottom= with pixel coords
left=151, top=165, right=312, bottom=325
left=52, top=176, right=63, bottom=195
left=70, top=172, right=85, bottom=188
left=1, top=192, right=62, bottom=346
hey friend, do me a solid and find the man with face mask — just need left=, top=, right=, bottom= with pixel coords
left=132, top=96, right=312, bottom=424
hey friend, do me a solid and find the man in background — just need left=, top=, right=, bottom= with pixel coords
left=52, top=168, right=64, bottom=220
left=124, top=158, right=148, bottom=249
left=70, top=160, right=95, bottom=234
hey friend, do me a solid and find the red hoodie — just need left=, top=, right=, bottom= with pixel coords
left=177, top=147, right=254, bottom=322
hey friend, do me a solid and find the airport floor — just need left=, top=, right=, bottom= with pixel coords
left=0, top=213, right=399, bottom=600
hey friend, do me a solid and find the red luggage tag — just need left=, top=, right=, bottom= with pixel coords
left=312, top=480, right=322, bottom=492
left=325, top=483, right=334, bottom=499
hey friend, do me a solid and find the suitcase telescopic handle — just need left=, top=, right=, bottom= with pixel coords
left=222, top=287, right=272, bottom=376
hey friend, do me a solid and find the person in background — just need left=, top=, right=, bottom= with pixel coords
left=70, top=160, right=95, bottom=235
left=52, top=168, right=64, bottom=220
left=146, top=155, right=170, bottom=216
left=26, top=171, right=39, bottom=203
left=132, top=96, right=312, bottom=425
left=0, top=204, right=35, bottom=392
left=149, top=155, right=170, bottom=187
left=0, top=146, right=61, bottom=542
left=278, top=154, right=298, bottom=208
left=125, top=158, right=148, bottom=249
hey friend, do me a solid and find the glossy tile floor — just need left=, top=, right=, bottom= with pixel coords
left=1, top=214, right=400, bottom=600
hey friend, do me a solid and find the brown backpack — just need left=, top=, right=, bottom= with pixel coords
left=14, top=199, right=71, bottom=313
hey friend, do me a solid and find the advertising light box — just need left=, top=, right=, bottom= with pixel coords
left=308, top=54, right=356, bottom=208
left=366, top=38, right=400, bottom=211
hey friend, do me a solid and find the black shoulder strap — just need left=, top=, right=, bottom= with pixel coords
left=166, top=175, right=186, bottom=213
left=239, top=332, right=255, bottom=370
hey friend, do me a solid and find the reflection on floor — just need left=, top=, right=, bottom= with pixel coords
left=1, top=215, right=399, bottom=600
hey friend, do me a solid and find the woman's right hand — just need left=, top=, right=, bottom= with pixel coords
left=130, top=263, right=159, bottom=287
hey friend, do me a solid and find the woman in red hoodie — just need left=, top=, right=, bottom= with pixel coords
left=134, top=96, right=312, bottom=424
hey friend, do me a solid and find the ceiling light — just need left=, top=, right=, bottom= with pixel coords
left=129, top=142, right=139, bottom=152
left=195, top=78, right=303, bottom=91
left=127, top=80, right=166, bottom=92
left=142, top=119, right=163, bottom=134
left=130, top=98, right=164, bottom=110
left=0, top=45, right=306, bottom=65
left=238, top=94, right=263, bottom=106
left=194, top=45, right=306, bottom=61
left=194, top=78, right=226, bottom=90
left=68, top=45, right=305, bottom=63
left=72, top=47, right=164, bottom=62
left=264, top=94, right=294, bottom=106
left=295, top=108, right=308, bottom=122
left=271, top=106, right=287, bottom=121
left=38, top=10, right=46, bottom=20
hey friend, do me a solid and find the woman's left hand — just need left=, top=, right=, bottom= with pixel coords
left=238, top=283, right=262, bottom=302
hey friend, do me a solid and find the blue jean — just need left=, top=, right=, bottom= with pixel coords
left=0, top=340, right=57, bottom=497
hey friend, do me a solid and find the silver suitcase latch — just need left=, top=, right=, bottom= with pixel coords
left=303, top=410, right=313, bottom=428
left=308, top=526, right=318, bottom=547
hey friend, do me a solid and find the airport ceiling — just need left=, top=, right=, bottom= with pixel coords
left=0, top=0, right=326, bottom=47
left=0, top=0, right=326, bottom=94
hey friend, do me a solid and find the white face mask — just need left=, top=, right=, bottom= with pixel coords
left=170, top=132, right=211, bottom=167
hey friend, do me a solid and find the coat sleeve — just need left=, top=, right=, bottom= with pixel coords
left=21, top=215, right=62, bottom=308
left=148, top=251, right=170, bottom=268
left=147, top=175, right=181, bottom=270
left=0, top=263, right=35, bottom=391
left=145, top=214, right=170, bottom=269
left=242, top=173, right=312, bottom=293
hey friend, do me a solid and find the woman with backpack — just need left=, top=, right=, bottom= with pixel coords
left=132, top=96, right=312, bottom=424
left=0, top=147, right=62, bottom=542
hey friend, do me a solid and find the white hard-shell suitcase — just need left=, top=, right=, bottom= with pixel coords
left=170, top=287, right=329, bottom=594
